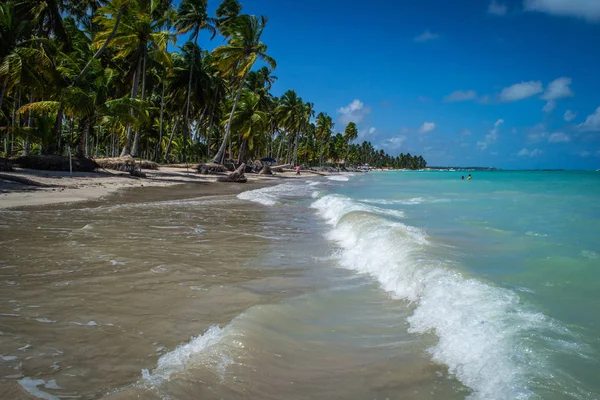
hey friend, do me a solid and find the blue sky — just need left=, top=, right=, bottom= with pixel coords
left=190, top=0, right=600, bottom=169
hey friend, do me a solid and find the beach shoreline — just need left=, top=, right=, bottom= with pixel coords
left=0, top=166, right=318, bottom=210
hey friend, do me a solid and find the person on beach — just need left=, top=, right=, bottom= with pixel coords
left=467, top=174, right=472, bottom=180
left=461, top=176, right=465, bottom=180
left=295, top=165, right=301, bottom=175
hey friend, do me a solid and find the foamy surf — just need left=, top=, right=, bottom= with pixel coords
left=310, top=194, right=568, bottom=400
left=141, top=325, right=228, bottom=386
left=237, top=182, right=314, bottom=206
left=327, top=175, right=349, bottom=181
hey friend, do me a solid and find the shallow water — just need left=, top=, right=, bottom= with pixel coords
left=1, top=172, right=598, bottom=400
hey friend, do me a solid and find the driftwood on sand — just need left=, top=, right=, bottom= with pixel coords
left=217, top=163, right=247, bottom=183
left=197, top=162, right=226, bottom=175
left=259, top=164, right=273, bottom=175
left=0, top=173, right=52, bottom=187
left=270, top=163, right=291, bottom=173
left=95, top=155, right=158, bottom=172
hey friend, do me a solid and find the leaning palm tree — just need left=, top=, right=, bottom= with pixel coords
left=175, top=0, right=215, bottom=162
left=227, top=89, right=267, bottom=162
left=210, top=14, right=275, bottom=164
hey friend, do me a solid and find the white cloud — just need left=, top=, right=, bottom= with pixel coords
left=419, top=122, right=436, bottom=134
left=358, top=126, right=377, bottom=140
left=499, top=81, right=543, bottom=102
left=414, top=30, right=440, bottom=42
left=518, top=148, right=542, bottom=157
left=477, top=119, right=504, bottom=149
left=488, top=1, right=508, bottom=15
left=525, top=0, right=600, bottom=22
left=337, top=99, right=371, bottom=125
left=444, top=90, right=478, bottom=102
left=461, top=129, right=473, bottom=136
left=542, top=77, right=574, bottom=100
left=548, top=132, right=571, bottom=143
left=386, top=136, right=407, bottom=149
left=564, top=110, right=577, bottom=121
left=578, top=106, right=600, bottom=132
left=542, top=100, right=556, bottom=113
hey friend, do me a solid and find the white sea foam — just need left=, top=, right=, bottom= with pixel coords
left=237, top=183, right=311, bottom=206
left=141, top=325, right=227, bottom=386
left=361, top=197, right=451, bottom=205
left=327, top=175, right=349, bottom=182
left=311, top=194, right=558, bottom=400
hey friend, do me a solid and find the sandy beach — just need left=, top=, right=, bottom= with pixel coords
left=0, top=166, right=315, bottom=210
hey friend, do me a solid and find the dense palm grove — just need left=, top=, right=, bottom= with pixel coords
left=0, top=0, right=427, bottom=170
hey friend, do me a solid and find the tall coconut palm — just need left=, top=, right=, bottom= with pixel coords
left=175, top=0, right=215, bottom=163
left=275, top=89, right=302, bottom=164
left=227, top=89, right=267, bottom=162
left=315, top=112, right=333, bottom=167
left=210, top=14, right=275, bottom=164
left=95, top=0, right=173, bottom=156
left=343, top=121, right=357, bottom=166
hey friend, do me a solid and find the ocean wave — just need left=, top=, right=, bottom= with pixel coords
left=237, top=183, right=312, bottom=206
left=310, top=194, right=565, bottom=400
left=360, top=197, right=451, bottom=205
left=327, top=175, right=349, bottom=182
left=141, top=325, right=229, bottom=387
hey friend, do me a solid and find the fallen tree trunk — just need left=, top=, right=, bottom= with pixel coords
left=259, top=164, right=273, bottom=175
left=271, top=163, right=291, bottom=173
left=217, top=163, right=247, bottom=183
left=0, top=173, right=53, bottom=187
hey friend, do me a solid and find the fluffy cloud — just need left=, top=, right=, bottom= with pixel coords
left=488, top=1, right=508, bottom=15
left=461, top=129, right=473, bottom=136
left=542, top=77, right=574, bottom=100
left=358, top=126, right=377, bottom=140
left=477, top=119, right=504, bottom=149
left=542, top=100, right=556, bottom=113
left=564, top=110, right=577, bottom=121
left=548, top=132, right=571, bottom=143
left=518, top=148, right=542, bottom=157
left=337, top=99, right=371, bottom=125
left=444, top=90, right=478, bottom=102
left=368, top=127, right=376, bottom=134
left=525, top=0, right=600, bottom=22
left=419, top=122, right=436, bottom=133
left=499, top=81, right=543, bottom=102
left=541, top=77, right=574, bottom=112
left=414, top=30, right=439, bottom=42
left=386, top=136, right=407, bottom=149
left=577, top=106, right=600, bottom=132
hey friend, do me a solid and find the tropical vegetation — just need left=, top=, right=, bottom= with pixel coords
left=0, top=0, right=427, bottom=170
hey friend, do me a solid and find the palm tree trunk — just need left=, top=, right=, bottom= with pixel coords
left=206, top=89, right=218, bottom=158
left=154, top=81, right=166, bottom=162
left=292, top=127, right=301, bottom=166
left=131, top=47, right=147, bottom=157
left=77, top=119, right=91, bottom=157
left=0, top=78, right=7, bottom=112
left=120, top=56, right=142, bottom=157
left=71, top=5, right=126, bottom=87
left=164, top=117, right=179, bottom=160
left=22, top=92, right=34, bottom=156
left=211, top=73, right=247, bottom=164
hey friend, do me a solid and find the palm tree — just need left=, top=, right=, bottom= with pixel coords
left=210, top=14, right=275, bottom=164
left=227, top=89, right=267, bottom=162
left=343, top=121, right=357, bottom=167
left=175, top=0, right=215, bottom=163
left=95, top=0, right=173, bottom=156
left=315, top=112, right=333, bottom=167
left=276, top=89, right=303, bottom=164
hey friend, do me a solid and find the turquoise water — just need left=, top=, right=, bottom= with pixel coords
left=319, top=171, right=600, bottom=399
